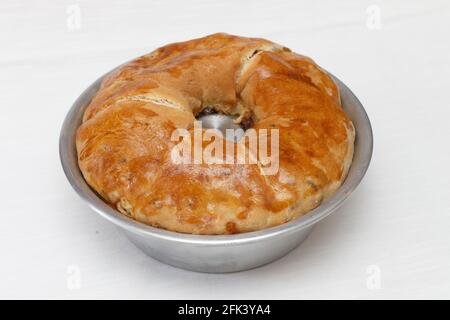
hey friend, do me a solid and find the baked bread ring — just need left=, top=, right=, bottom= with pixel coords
left=76, top=33, right=355, bottom=234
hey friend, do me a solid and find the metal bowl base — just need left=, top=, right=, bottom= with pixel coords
left=125, top=226, right=314, bottom=273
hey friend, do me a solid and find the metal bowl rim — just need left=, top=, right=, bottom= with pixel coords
left=59, top=67, right=373, bottom=246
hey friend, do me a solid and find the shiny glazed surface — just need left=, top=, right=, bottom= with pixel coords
left=76, top=33, right=355, bottom=234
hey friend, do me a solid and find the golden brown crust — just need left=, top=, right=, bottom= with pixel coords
left=76, top=33, right=355, bottom=234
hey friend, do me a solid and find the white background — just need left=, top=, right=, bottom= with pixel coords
left=1, top=0, right=449, bottom=299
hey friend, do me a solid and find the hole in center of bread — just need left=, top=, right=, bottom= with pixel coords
left=196, top=112, right=244, bottom=142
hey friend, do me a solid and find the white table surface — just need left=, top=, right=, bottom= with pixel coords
left=1, top=0, right=449, bottom=299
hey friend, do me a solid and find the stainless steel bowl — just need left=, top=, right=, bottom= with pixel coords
left=60, top=68, right=373, bottom=273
